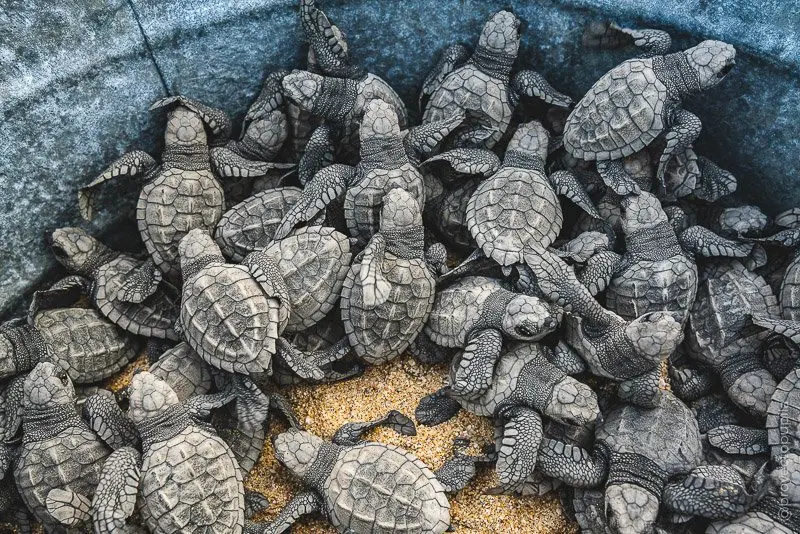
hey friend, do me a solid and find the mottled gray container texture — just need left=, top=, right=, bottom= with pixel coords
left=1, top=0, right=798, bottom=317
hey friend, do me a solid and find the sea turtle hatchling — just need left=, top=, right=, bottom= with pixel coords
left=0, top=296, right=141, bottom=384
left=564, top=27, right=736, bottom=188
left=90, top=371, right=247, bottom=534
left=687, top=260, right=780, bottom=416
left=537, top=391, right=703, bottom=534
left=272, top=98, right=489, bottom=247
left=421, top=9, right=572, bottom=149
left=177, top=229, right=291, bottom=376
left=248, top=412, right=481, bottom=534
left=416, top=341, right=600, bottom=492
left=45, top=227, right=180, bottom=340
left=79, top=95, right=230, bottom=288
left=466, top=120, right=599, bottom=266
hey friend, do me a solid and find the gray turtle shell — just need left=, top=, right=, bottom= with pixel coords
left=323, top=442, right=450, bottom=533
left=425, top=276, right=503, bottom=347
left=780, top=253, right=800, bottom=321
left=264, top=226, right=351, bottom=333
left=346, top=164, right=426, bottom=247
left=466, top=165, right=562, bottom=266
left=423, top=64, right=513, bottom=149
left=149, top=342, right=212, bottom=401
left=214, top=187, right=303, bottom=262
left=707, top=511, right=795, bottom=534
left=138, top=167, right=224, bottom=280
left=15, top=423, right=110, bottom=528
left=181, top=262, right=283, bottom=374
left=564, top=58, right=667, bottom=161
left=341, top=244, right=435, bottom=365
left=33, top=307, right=141, bottom=384
left=688, top=260, right=779, bottom=365
left=597, top=392, right=702, bottom=474
left=92, top=255, right=180, bottom=340
left=140, top=424, right=244, bottom=533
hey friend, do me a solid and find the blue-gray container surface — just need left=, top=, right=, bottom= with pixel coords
left=1, top=0, right=798, bottom=317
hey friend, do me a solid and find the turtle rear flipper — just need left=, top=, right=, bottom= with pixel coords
left=511, top=69, right=573, bottom=108
left=117, top=258, right=161, bottom=304
left=549, top=170, right=600, bottom=219
left=250, top=490, right=322, bottom=534
left=596, top=159, right=641, bottom=195
left=421, top=148, right=501, bottom=176
left=679, top=225, right=753, bottom=258
left=415, top=387, right=462, bottom=427
left=90, top=446, right=142, bottom=534
left=28, top=275, right=90, bottom=319
left=434, top=439, right=494, bottom=493
left=449, top=328, right=503, bottom=400
left=83, top=391, right=139, bottom=450
left=78, top=150, right=158, bottom=220
left=210, top=146, right=294, bottom=179
left=275, top=337, right=325, bottom=382
left=405, top=110, right=465, bottom=160
left=582, top=21, right=671, bottom=57
left=332, top=410, right=417, bottom=446
left=273, top=163, right=355, bottom=240
left=46, top=488, right=91, bottom=527
left=656, top=107, right=702, bottom=189
left=575, top=250, right=624, bottom=296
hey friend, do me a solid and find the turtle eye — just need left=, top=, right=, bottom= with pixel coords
left=57, top=370, right=68, bottom=384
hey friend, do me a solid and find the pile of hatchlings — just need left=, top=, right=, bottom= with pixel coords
left=2, top=1, right=800, bottom=533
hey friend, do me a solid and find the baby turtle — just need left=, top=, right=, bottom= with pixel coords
left=687, top=260, right=779, bottom=416
left=252, top=412, right=475, bottom=534
left=91, top=371, right=245, bottom=533
left=663, top=464, right=765, bottom=521
left=214, top=186, right=304, bottom=262
left=417, top=342, right=599, bottom=492
left=564, top=30, right=736, bottom=187
left=706, top=501, right=800, bottom=534
left=422, top=275, right=560, bottom=399
left=538, top=392, right=703, bottom=534
left=0, top=298, right=141, bottom=384
left=421, top=10, right=572, bottom=149
left=79, top=95, right=230, bottom=286
left=466, top=120, right=598, bottom=266
left=273, top=98, right=479, bottom=247
left=13, top=363, right=129, bottom=531
left=46, top=227, right=180, bottom=340
left=261, top=225, right=352, bottom=334
left=177, top=229, right=291, bottom=375
left=337, top=188, right=437, bottom=366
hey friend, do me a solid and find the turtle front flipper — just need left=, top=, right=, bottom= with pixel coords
left=695, top=156, right=737, bottom=202
left=707, top=425, right=769, bottom=456
left=150, top=95, right=232, bottom=144
left=405, top=109, right=466, bottom=160
left=298, top=125, right=334, bottom=186
left=242, top=249, right=292, bottom=330
left=548, top=170, right=600, bottom=218
left=536, top=438, right=607, bottom=487
left=82, top=391, right=139, bottom=450
left=45, top=488, right=91, bottom=527
left=656, top=107, right=702, bottom=189
left=332, top=409, right=417, bottom=446
left=511, top=70, right=573, bottom=108
left=679, top=225, right=753, bottom=258
left=575, top=250, right=624, bottom=296
left=359, top=233, right=391, bottom=308
left=210, top=146, right=295, bottom=179
left=300, top=0, right=365, bottom=80
left=415, top=387, right=462, bottom=427
left=495, top=405, right=543, bottom=491
left=216, top=373, right=271, bottom=430
left=90, top=446, right=142, bottom=534
left=553, top=232, right=610, bottom=263
left=434, top=439, right=494, bottom=493
left=28, top=275, right=90, bottom=318
left=245, top=71, right=289, bottom=126
left=244, top=489, right=270, bottom=520
left=78, top=150, right=158, bottom=220
left=663, top=465, right=763, bottom=520
left=117, top=258, right=162, bottom=304
left=450, top=328, right=503, bottom=399
left=583, top=22, right=672, bottom=57
left=420, top=43, right=470, bottom=111
left=272, top=163, right=356, bottom=240
left=596, top=159, right=641, bottom=195
left=421, top=148, right=501, bottom=176
left=249, top=490, right=322, bottom=534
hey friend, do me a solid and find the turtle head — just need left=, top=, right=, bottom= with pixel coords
left=282, top=70, right=325, bottom=113
left=684, top=40, right=736, bottom=90
left=127, top=371, right=181, bottom=424
left=380, top=188, right=423, bottom=232
left=22, top=362, right=75, bottom=412
left=624, top=311, right=682, bottom=364
left=717, top=205, right=768, bottom=236
left=620, top=191, right=667, bottom=233
left=502, top=294, right=561, bottom=341
left=361, top=99, right=401, bottom=142
left=506, top=121, right=549, bottom=163
left=49, top=227, right=111, bottom=276
left=478, top=10, right=521, bottom=56
left=272, top=428, right=327, bottom=480
left=178, top=229, right=224, bottom=279
left=164, top=106, right=208, bottom=148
